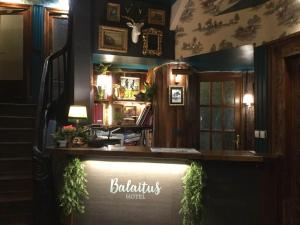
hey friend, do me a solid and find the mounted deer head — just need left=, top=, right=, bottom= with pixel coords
left=122, top=16, right=144, bottom=44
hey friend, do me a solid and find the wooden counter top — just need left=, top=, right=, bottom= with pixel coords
left=50, top=146, right=281, bottom=163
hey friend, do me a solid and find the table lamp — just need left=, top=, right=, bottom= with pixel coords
left=68, top=105, right=88, bottom=126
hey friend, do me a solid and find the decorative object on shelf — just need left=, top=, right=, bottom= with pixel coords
left=169, top=85, right=184, bottom=106
left=122, top=16, right=144, bottom=44
left=107, top=2, right=120, bottom=22
left=96, top=74, right=113, bottom=100
left=148, top=8, right=165, bottom=26
left=72, top=126, right=90, bottom=147
left=180, top=162, right=205, bottom=225
left=120, top=76, right=140, bottom=100
left=144, top=82, right=156, bottom=101
left=99, top=26, right=128, bottom=53
left=59, top=158, right=89, bottom=224
left=142, top=28, right=163, bottom=56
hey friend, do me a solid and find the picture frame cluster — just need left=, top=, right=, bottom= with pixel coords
left=99, top=2, right=166, bottom=54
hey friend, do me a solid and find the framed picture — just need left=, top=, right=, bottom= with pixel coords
left=119, top=77, right=140, bottom=100
left=169, top=85, right=184, bottom=106
left=107, top=3, right=120, bottom=22
left=148, top=8, right=165, bottom=26
left=99, top=26, right=128, bottom=53
left=142, top=28, right=163, bottom=56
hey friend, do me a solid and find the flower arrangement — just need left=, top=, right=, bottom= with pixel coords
left=54, top=125, right=77, bottom=141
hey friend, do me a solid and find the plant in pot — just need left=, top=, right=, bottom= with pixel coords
left=59, top=158, right=89, bottom=225
left=54, top=125, right=76, bottom=147
left=72, top=126, right=90, bottom=147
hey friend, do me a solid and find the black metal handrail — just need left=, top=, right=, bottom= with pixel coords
left=33, top=46, right=69, bottom=153
left=33, top=44, right=70, bottom=225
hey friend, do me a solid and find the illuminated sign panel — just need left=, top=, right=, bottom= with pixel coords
left=76, top=161, right=188, bottom=225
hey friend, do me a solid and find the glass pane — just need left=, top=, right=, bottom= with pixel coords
left=212, top=107, right=222, bottom=130
left=212, top=82, right=222, bottom=105
left=200, top=107, right=210, bottom=129
left=224, top=108, right=235, bottom=130
left=224, top=132, right=235, bottom=150
left=0, top=15, right=23, bottom=80
left=200, top=132, right=210, bottom=150
left=212, top=132, right=222, bottom=150
left=200, top=82, right=210, bottom=105
left=224, top=81, right=235, bottom=105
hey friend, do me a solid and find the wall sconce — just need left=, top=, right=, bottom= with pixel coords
left=242, top=93, right=254, bottom=107
left=68, top=105, right=88, bottom=126
left=174, top=74, right=181, bottom=85
left=96, top=74, right=112, bottom=99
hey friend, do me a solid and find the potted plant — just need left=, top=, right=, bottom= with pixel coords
left=54, top=125, right=76, bottom=147
left=59, top=158, right=89, bottom=225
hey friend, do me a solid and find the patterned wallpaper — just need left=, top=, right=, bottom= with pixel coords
left=175, top=0, right=300, bottom=58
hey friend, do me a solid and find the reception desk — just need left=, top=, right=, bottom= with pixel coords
left=51, top=147, right=280, bottom=225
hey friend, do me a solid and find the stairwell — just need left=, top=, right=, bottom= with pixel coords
left=0, top=102, right=36, bottom=225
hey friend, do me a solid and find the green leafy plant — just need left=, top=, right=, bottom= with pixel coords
left=180, top=162, right=205, bottom=225
left=144, top=82, right=156, bottom=101
left=59, top=158, right=89, bottom=216
left=53, top=125, right=76, bottom=141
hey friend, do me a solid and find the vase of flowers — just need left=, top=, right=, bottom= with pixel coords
left=54, top=125, right=76, bottom=148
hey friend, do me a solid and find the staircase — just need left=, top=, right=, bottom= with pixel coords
left=0, top=102, right=36, bottom=225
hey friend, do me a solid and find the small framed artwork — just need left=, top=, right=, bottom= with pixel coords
left=99, top=26, right=128, bottom=53
left=169, top=85, right=184, bottom=106
left=107, top=3, right=120, bottom=22
left=148, top=8, right=165, bottom=26
left=119, top=76, right=140, bottom=100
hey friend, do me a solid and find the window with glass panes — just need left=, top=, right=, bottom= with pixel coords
left=199, top=74, right=242, bottom=150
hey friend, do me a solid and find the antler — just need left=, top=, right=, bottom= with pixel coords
left=121, top=15, right=135, bottom=24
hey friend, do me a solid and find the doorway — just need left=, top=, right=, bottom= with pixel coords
left=0, top=3, right=31, bottom=100
left=285, top=55, right=300, bottom=225
left=198, top=72, right=242, bottom=150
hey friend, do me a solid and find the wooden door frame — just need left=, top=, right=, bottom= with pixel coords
left=195, top=72, right=243, bottom=150
left=0, top=3, right=32, bottom=98
left=268, top=32, right=300, bottom=154
left=44, top=7, right=68, bottom=58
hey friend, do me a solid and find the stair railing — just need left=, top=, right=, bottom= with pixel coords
left=33, top=44, right=71, bottom=225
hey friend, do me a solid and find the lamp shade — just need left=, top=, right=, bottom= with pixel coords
left=68, top=105, right=87, bottom=118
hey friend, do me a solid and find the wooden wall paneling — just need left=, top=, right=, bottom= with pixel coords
left=242, top=72, right=255, bottom=150
left=267, top=33, right=300, bottom=225
left=184, top=72, right=199, bottom=148
left=152, top=64, right=187, bottom=148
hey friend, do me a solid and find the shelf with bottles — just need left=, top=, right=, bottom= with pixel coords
left=93, top=70, right=151, bottom=103
left=92, top=68, right=154, bottom=127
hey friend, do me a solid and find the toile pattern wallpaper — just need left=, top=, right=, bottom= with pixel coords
left=175, top=0, right=300, bottom=58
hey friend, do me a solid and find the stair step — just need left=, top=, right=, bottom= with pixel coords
left=0, top=116, right=35, bottom=128
left=0, top=191, right=33, bottom=203
left=0, top=128, right=34, bottom=142
left=0, top=103, right=36, bottom=117
left=0, top=158, right=32, bottom=174
left=0, top=213, right=32, bottom=225
left=0, top=195, right=32, bottom=216
left=0, top=173, right=32, bottom=193
left=0, top=142, right=32, bottom=157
